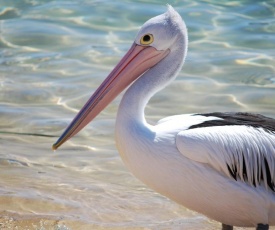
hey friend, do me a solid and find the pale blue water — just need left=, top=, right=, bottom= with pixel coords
left=0, top=0, right=275, bottom=229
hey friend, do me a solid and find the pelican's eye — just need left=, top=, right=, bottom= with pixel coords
left=140, top=34, right=154, bottom=45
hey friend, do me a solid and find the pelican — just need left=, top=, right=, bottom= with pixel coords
left=53, top=5, right=275, bottom=230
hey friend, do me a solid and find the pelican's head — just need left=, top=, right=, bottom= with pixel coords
left=53, top=5, right=187, bottom=150
left=135, top=5, right=187, bottom=52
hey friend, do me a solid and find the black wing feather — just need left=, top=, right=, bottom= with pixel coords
left=189, top=112, right=275, bottom=133
left=188, top=112, right=275, bottom=192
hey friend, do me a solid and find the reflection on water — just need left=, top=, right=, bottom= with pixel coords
left=0, top=0, right=274, bottom=229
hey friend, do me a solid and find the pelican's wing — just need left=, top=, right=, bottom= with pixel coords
left=176, top=112, right=275, bottom=191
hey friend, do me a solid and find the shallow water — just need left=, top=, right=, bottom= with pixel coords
left=0, top=0, right=275, bottom=229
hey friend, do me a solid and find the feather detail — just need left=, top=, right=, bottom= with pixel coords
left=176, top=124, right=275, bottom=192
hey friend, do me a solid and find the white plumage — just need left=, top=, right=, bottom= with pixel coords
left=178, top=125, right=275, bottom=187
left=53, top=5, right=275, bottom=230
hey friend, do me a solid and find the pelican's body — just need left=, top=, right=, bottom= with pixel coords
left=53, top=6, right=275, bottom=229
left=116, top=110, right=275, bottom=227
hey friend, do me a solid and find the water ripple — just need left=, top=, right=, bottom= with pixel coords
left=0, top=0, right=275, bottom=229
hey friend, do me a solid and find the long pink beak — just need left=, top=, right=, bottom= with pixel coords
left=52, top=44, right=169, bottom=150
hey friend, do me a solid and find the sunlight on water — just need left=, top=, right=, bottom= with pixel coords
left=0, top=0, right=275, bottom=229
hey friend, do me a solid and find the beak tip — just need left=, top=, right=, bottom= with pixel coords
left=52, top=143, right=58, bottom=151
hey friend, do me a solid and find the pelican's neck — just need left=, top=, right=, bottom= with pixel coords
left=116, top=36, right=187, bottom=128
